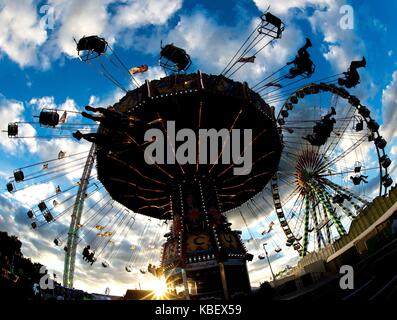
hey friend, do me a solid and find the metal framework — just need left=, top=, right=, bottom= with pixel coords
left=63, top=143, right=97, bottom=288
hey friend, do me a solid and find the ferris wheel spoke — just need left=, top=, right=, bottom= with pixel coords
left=335, top=202, right=356, bottom=220
left=310, top=183, right=346, bottom=237
left=322, top=178, right=370, bottom=206
left=281, top=149, right=302, bottom=161
left=278, top=175, right=297, bottom=188
left=321, top=186, right=356, bottom=220
left=280, top=187, right=300, bottom=207
left=311, top=203, right=324, bottom=250
left=290, top=195, right=306, bottom=235
left=319, top=135, right=367, bottom=172
left=286, top=192, right=304, bottom=221
left=320, top=166, right=379, bottom=178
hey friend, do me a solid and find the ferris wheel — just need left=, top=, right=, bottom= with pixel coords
left=268, top=83, right=393, bottom=256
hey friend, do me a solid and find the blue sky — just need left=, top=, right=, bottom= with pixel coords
left=1, top=0, right=397, bottom=296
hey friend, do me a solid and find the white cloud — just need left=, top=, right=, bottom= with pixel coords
left=253, top=0, right=333, bottom=15
left=136, top=10, right=304, bottom=85
left=381, top=70, right=397, bottom=144
left=0, top=94, right=38, bottom=154
left=112, top=0, right=182, bottom=30
left=29, top=96, right=57, bottom=113
left=0, top=0, right=183, bottom=67
left=47, top=0, right=114, bottom=58
left=29, top=96, right=80, bottom=119
left=0, top=0, right=48, bottom=67
left=12, top=181, right=56, bottom=207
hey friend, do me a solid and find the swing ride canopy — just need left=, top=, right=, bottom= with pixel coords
left=96, top=72, right=283, bottom=219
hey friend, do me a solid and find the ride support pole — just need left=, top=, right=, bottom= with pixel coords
left=302, top=196, right=311, bottom=257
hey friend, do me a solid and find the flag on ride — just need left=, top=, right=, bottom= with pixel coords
left=59, top=111, right=67, bottom=124
left=262, top=221, right=275, bottom=235
left=264, top=82, right=283, bottom=88
left=129, top=64, right=149, bottom=75
left=58, top=151, right=66, bottom=160
left=95, top=225, right=105, bottom=231
left=268, top=221, right=275, bottom=233
left=237, top=56, right=256, bottom=63
left=96, top=232, right=112, bottom=237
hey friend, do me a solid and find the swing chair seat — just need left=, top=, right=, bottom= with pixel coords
left=76, top=36, right=108, bottom=62
left=14, top=169, right=25, bottom=182
left=159, top=43, right=192, bottom=72
left=44, top=212, right=54, bottom=223
left=27, top=210, right=34, bottom=219
left=6, top=182, right=14, bottom=193
left=38, top=201, right=48, bottom=212
left=258, top=12, right=285, bottom=39
left=39, top=110, right=60, bottom=127
left=7, top=123, right=18, bottom=137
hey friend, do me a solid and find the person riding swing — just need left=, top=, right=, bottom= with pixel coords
left=303, top=107, right=336, bottom=146
left=351, top=175, right=368, bottom=185
left=88, top=251, right=96, bottom=266
left=286, top=38, right=315, bottom=79
left=73, top=106, right=129, bottom=145
left=82, top=245, right=91, bottom=262
left=338, top=57, right=366, bottom=88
